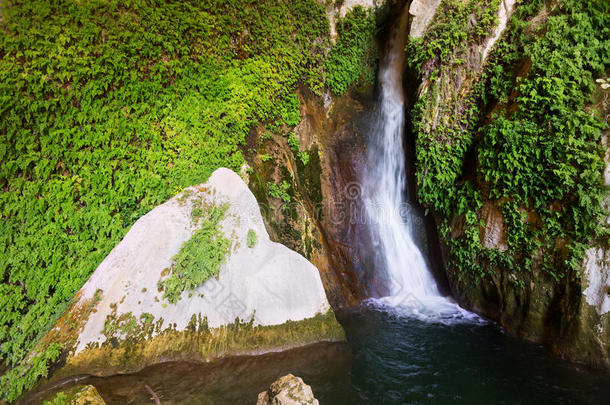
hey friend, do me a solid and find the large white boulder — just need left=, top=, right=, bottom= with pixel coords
left=71, top=168, right=334, bottom=354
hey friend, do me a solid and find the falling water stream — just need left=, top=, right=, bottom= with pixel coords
left=362, top=4, right=471, bottom=321
left=363, top=3, right=438, bottom=298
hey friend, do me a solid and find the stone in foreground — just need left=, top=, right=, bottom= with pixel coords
left=44, top=385, right=106, bottom=405
left=257, top=374, right=319, bottom=405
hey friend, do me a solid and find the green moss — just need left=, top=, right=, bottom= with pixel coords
left=159, top=203, right=230, bottom=304
left=43, top=385, right=105, bottom=405
left=57, top=310, right=344, bottom=378
left=247, top=229, right=258, bottom=248
left=298, top=146, right=323, bottom=211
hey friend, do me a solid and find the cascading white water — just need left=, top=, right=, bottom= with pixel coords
left=363, top=5, right=474, bottom=320
left=363, top=6, right=439, bottom=298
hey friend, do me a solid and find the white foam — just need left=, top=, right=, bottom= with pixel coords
left=365, top=296, right=485, bottom=325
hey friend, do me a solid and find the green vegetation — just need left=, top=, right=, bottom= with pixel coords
left=103, top=311, right=138, bottom=338
left=159, top=204, right=230, bottom=304
left=42, top=385, right=104, bottom=405
left=407, top=0, right=500, bottom=72
left=326, top=6, right=378, bottom=94
left=410, top=0, right=502, bottom=216
left=0, top=343, right=62, bottom=403
left=287, top=132, right=310, bottom=165
left=288, top=132, right=301, bottom=152
left=43, top=392, right=68, bottom=405
left=0, top=0, right=332, bottom=400
left=268, top=180, right=292, bottom=206
left=247, top=229, right=258, bottom=249
left=57, top=309, right=344, bottom=378
left=411, top=0, right=609, bottom=283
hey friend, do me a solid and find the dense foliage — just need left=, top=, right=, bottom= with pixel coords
left=0, top=0, right=332, bottom=400
left=326, top=5, right=378, bottom=95
left=159, top=203, right=230, bottom=304
left=268, top=180, right=292, bottom=201
left=407, top=0, right=499, bottom=72
left=411, top=0, right=609, bottom=282
left=409, top=0, right=501, bottom=216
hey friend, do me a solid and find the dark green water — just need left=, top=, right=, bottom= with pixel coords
left=342, top=303, right=610, bottom=404
left=31, top=302, right=610, bottom=404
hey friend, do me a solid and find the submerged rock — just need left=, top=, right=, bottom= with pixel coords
left=256, top=374, right=319, bottom=405
left=37, top=168, right=343, bottom=380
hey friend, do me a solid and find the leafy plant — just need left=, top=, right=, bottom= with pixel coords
left=247, top=229, right=258, bottom=249
left=410, top=0, right=609, bottom=283
left=159, top=204, right=230, bottom=304
left=326, top=6, right=378, bottom=94
left=0, top=343, right=61, bottom=402
left=287, top=132, right=301, bottom=153
left=43, top=392, right=68, bottom=405
left=267, top=180, right=292, bottom=204
left=407, top=0, right=501, bottom=72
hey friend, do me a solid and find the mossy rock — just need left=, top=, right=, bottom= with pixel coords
left=43, top=385, right=106, bottom=405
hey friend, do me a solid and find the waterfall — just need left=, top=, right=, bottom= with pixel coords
left=362, top=5, right=470, bottom=320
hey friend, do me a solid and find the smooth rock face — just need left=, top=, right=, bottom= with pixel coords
left=408, top=0, right=442, bottom=38
left=480, top=203, right=508, bottom=252
left=257, top=374, right=319, bottom=405
left=71, top=168, right=333, bottom=354
left=583, top=247, right=610, bottom=315
left=582, top=133, right=610, bottom=313
left=482, top=0, right=517, bottom=61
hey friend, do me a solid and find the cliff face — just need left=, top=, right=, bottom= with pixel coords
left=242, top=84, right=386, bottom=308
left=242, top=1, right=400, bottom=307
left=409, top=0, right=610, bottom=367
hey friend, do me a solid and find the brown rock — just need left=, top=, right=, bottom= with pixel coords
left=44, top=385, right=106, bottom=405
left=479, top=202, right=508, bottom=252
left=256, top=374, right=319, bottom=405
left=71, top=385, right=106, bottom=405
